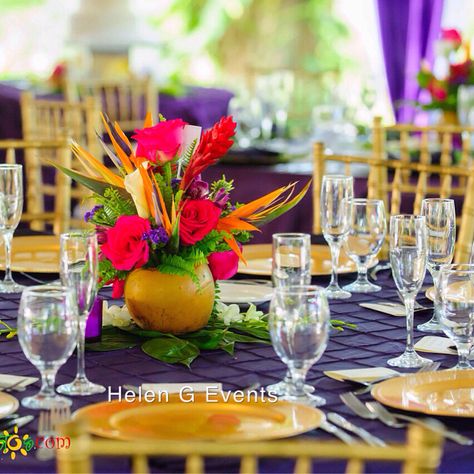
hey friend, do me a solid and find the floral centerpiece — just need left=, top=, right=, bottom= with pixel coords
left=56, top=113, right=314, bottom=364
left=417, top=28, right=472, bottom=115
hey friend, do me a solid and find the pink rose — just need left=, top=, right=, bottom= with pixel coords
left=208, top=249, right=239, bottom=280
left=101, top=215, right=151, bottom=270
left=111, top=278, right=125, bottom=298
left=441, top=28, right=462, bottom=47
left=132, top=119, right=187, bottom=163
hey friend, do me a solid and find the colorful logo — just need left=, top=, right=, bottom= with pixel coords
left=0, top=426, right=34, bottom=460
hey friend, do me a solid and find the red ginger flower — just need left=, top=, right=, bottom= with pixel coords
left=181, top=116, right=236, bottom=189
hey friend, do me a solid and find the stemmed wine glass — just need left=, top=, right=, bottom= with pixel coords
left=269, top=285, right=329, bottom=406
left=418, top=198, right=456, bottom=333
left=0, top=164, right=24, bottom=293
left=267, top=233, right=313, bottom=396
left=321, top=175, right=353, bottom=299
left=388, top=215, right=432, bottom=368
left=18, top=285, right=78, bottom=409
left=57, top=231, right=105, bottom=395
left=438, top=264, right=474, bottom=370
left=343, top=199, right=386, bottom=293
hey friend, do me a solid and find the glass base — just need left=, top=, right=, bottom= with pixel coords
left=387, top=350, right=432, bottom=368
left=57, top=377, right=106, bottom=396
left=266, top=380, right=315, bottom=396
left=279, top=391, right=326, bottom=407
left=21, top=393, right=72, bottom=410
left=452, top=361, right=473, bottom=370
left=0, top=280, right=25, bottom=294
left=325, top=285, right=351, bottom=300
left=417, top=315, right=443, bottom=333
left=343, top=280, right=381, bottom=293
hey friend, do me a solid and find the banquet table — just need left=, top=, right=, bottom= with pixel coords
left=0, top=268, right=473, bottom=474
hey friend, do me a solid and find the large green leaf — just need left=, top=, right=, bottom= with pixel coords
left=141, top=337, right=200, bottom=367
left=184, top=329, right=226, bottom=350
left=120, top=325, right=167, bottom=339
left=223, top=331, right=271, bottom=345
left=86, top=326, right=142, bottom=351
left=228, top=322, right=271, bottom=341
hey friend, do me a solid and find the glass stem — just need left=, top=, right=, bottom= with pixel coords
left=3, top=230, right=14, bottom=283
left=456, top=342, right=472, bottom=369
left=404, top=296, right=415, bottom=353
left=289, top=367, right=308, bottom=398
left=40, top=368, right=57, bottom=398
left=357, top=264, right=369, bottom=284
left=76, top=318, right=87, bottom=381
left=329, top=241, right=341, bottom=288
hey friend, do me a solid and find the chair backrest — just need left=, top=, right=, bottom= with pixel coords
left=57, top=419, right=443, bottom=474
left=0, top=139, right=72, bottom=234
left=64, top=76, right=158, bottom=132
left=313, top=142, right=474, bottom=262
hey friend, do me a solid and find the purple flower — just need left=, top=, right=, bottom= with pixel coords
left=171, top=178, right=181, bottom=190
left=84, top=205, right=103, bottom=222
left=213, top=188, right=230, bottom=209
left=187, top=176, right=209, bottom=199
left=142, top=226, right=169, bottom=245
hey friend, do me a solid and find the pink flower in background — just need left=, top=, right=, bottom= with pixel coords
left=441, top=28, right=462, bottom=47
left=208, top=249, right=239, bottom=280
left=101, top=215, right=151, bottom=270
left=132, top=119, right=187, bottom=163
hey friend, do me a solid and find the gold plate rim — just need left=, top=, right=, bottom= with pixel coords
left=0, top=235, right=60, bottom=273
left=73, top=397, right=325, bottom=441
left=0, top=391, right=19, bottom=420
left=372, top=369, right=474, bottom=417
left=238, top=243, right=378, bottom=276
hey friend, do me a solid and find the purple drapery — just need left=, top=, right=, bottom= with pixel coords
left=377, top=0, right=444, bottom=122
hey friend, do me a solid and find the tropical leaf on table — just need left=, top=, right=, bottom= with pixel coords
left=141, top=337, right=200, bottom=367
left=85, top=326, right=142, bottom=351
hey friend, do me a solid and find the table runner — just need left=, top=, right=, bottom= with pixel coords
left=0, top=269, right=472, bottom=474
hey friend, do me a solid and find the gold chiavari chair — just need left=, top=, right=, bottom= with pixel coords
left=20, top=92, right=102, bottom=228
left=0, top=139, right=72, bottom=234
left=64, top=76, right=158, bottom=132
left=312, top=142, right=474, bottom=262
left=57, top=419, right=443, bottom=474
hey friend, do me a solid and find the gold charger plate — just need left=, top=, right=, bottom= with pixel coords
left=238, top=243, right=378, bottom=276
left=73, top=393, right=324, bottom=441
left=425, top=286, right=435, bottom=302
left=425, top=281, right=474, bottom=303
left=372, top=369, right=474, bottom=417
left=0, top=392, right=19, bottom=420
left=0, top=236, right=60, bottom=273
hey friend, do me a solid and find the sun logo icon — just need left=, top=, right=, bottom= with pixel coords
left=0, top=426, right=33, bottom=460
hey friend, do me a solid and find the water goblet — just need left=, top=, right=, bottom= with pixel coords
left=418, top=198, right=456, bottom=333
left=269, top=285, right=329, bottom=406
left=267, top=233, right=312, bottom=396
left=57, top=231, right=105, bottom=396
left=0, top=164, right=24, bottom=293
left=18, top=285, right=78, bottom=409
left=321, top=175, right=353, bottom=299
left=438, top=264, right=474, bottom=370
left=343, top=199, right=386, bottom=293
left=388, top=215, right=432, bottom=368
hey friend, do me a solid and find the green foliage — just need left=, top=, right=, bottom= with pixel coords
left=86, top=326, right=142, bottom=351
left=210, top=175, right=234, bottom=195
left=154, top=172, right=173, bottom=215
left=0, top=320, right=17, bottom=339
left=142, top=337, right=200, bottom=367
left=180, top=139, right=198, bottom=170
left=98, top=259, right=127, bottom=289
left=156, top=251, right=206, bottom=285
left=92, top=188, right=136, bottom=227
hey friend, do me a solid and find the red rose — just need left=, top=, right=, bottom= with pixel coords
left=111, top=278, right=125, bottom=298
left=132, top=119, right=187, bottom=163
left=449, top=61, right=471, bottom=84
left=441, top=28, right=462, bottom=47
left=179, top=199, right=221, bottom=245
left=101, top=215, right=151, bottom=270
left=208, top=249, right=239, bottom=280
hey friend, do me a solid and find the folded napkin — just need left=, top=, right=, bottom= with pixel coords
left=359, top=302, right=406, bottom=317
left=324, top=367, right=400, bottom=383
left=415, top=336, right=474, bottom=359
left=141, top=382, right=223, bottom=394
left=0, top=374, right=38, bottom=389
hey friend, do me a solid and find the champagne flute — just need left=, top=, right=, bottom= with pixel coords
left=321, top=175, right=353, bottom=299
left=18, top=285, right=78, bottom=409
left=267, top=233, right=313, bottom=396
left=438, top=264, right=474, bottom=370
left=57, top=231, right=105, bottom=395
left=343, top=199, right=386, bottom=292
left=269, top=285, right=329, bottom=406
left=388, top=215, right=432, bottom=368
left=0, top=164, right=24, bottom=293
left=418, top=199, right=456, bottom=333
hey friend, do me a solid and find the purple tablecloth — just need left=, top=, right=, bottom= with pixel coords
left=0, top=269, right=472, bottom=473
left=0, top=83, right=233, bottom=141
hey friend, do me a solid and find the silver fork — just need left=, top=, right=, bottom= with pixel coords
left=366, top=401, right=473, bottom=446
left=350, top=361, right=440, bottom=396
left=36, top=405, right=71, bottom=461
